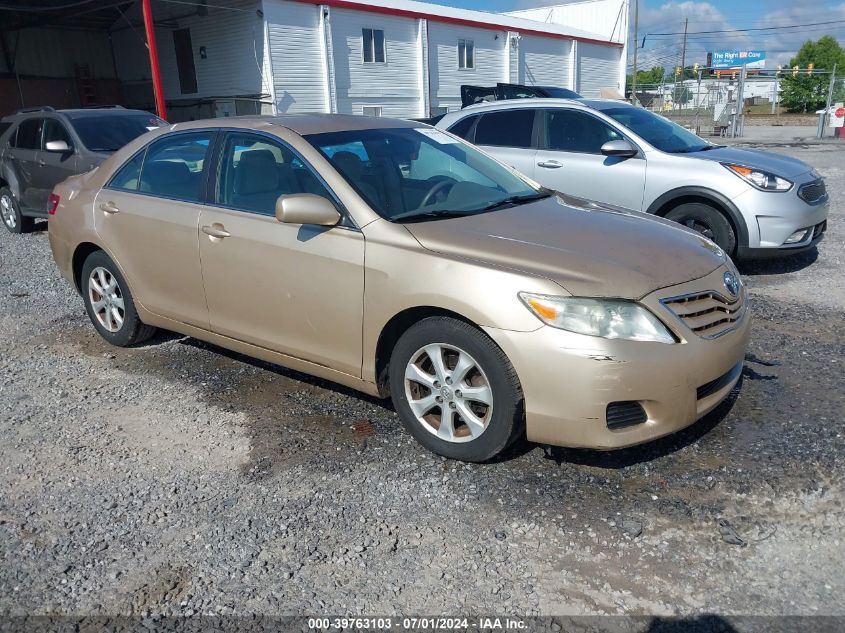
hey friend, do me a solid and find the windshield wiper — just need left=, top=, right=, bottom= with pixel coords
left=698, top=144, right=726, bottom=151
left=394, top=210, right=472, bottom=223
left=479, top=191, right=551, bottom=212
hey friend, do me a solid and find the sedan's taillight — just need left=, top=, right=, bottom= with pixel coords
left=48, top=193, right=60, bottom=215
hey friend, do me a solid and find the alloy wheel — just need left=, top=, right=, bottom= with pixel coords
left=1, top=194, right=16, bottom=229
left=403, top=343, right=493, bottom=443
left=88, top=266, right=125, bottom=333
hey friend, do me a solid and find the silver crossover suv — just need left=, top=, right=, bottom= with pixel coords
left=436, top=99, right=829, bottom=259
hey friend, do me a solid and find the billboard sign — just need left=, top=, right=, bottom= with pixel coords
left=711, top=50, right=766, bottom=69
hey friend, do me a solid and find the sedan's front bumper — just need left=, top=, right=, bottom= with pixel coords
left=484, top=266, right=751, bottom=450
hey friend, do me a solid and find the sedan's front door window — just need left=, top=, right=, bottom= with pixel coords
left=138, top=132, right=213, bottom=202
left=217, top=133, right=333, bottom=216
left=543, top=109, right=622, bottom=154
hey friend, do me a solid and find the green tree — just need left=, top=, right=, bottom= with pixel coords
left=779, top=36, right=845, bottom=112
left=626, top=66, right=666, bottom=91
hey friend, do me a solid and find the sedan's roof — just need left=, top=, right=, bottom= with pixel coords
left=167, top=113, right=421, bottom=136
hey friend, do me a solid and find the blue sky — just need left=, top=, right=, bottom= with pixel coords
left=427, top=0, right=845, bottom=68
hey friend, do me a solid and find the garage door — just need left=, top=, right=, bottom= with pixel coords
left=577, top=43, right=621, bottom=98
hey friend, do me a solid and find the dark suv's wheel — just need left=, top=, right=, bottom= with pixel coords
left=1, top=187, right=34, bottom=234
left=81, top=250, right=156, bottom=347
left=389, top=317, right=524, bottom=462
left=665, top=202, right=736, bottom=255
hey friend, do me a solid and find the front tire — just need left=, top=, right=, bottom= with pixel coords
left=81, top=251, right=156, bottom=347
left=389, top=317, right=524, bottom=462
left=1, top=187, right=34, bottom=234
left=665, top=202, right=737, bottom=255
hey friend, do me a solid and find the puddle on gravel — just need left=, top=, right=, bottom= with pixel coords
left=33, top=324, right=389, bottom=481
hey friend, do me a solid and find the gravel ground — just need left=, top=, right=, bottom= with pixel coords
left=0, top=145, right=843, bottom=626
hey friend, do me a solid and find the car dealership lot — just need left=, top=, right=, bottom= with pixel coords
left=0, top=144, right=842, bottom=620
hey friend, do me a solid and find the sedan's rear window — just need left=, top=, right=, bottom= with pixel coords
left=71, top=114, right=165, bottom=153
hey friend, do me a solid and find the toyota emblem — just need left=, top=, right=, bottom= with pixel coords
left=723, top=271, right=740, bottom=298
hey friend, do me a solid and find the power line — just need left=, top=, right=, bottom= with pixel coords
left=648, top=18, right=845, bottom=36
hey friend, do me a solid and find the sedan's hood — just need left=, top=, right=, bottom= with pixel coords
left=686, top=146, right=812, bottom=179
left=404, top=195, right=726, bottom=299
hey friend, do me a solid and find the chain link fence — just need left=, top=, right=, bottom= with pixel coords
left=631, top=72, right=841, bottom=139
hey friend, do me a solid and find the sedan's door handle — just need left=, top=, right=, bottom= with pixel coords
left=202, top=224, right=231, bottom=239
left=99, top=201, right=119, bottom=214
left=537, top=160, right=563, bottom=169
left=38, top=159, right=46, bottom=167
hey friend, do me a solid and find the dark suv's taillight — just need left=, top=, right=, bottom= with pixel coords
left=48, top=193, right=60, bottom=215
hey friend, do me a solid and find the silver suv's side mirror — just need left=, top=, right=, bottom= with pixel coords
left=275, top=194, right=341, bottom=226
left=45, top=140, right=72, bottom=153
left=600, top=139, right=637, bottom=158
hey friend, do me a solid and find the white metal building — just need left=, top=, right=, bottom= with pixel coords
left=106, top=0, right=624, bottom=121
left=507, top=0, right=629, bottom=98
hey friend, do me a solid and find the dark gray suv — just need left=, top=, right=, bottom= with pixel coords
left=0, top=106, right=165, bottom=233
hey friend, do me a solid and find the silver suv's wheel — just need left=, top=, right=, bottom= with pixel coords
left=390, top=317, right=524, bottom=462
left=81, top=251, right=157, bottom=347
left=404, top=343, right=493, bottom=443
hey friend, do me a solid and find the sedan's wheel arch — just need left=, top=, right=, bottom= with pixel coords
left=374, top=306, right=482, bottom=398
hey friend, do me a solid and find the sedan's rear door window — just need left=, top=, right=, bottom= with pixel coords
left=138, top=132, right=213, bottom=202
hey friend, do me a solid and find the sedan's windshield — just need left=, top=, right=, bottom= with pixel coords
left=71, top=113, right=166, bottom=153
left=305, top=127, right=544, bottom=222
left=599, top=106, right=714, bottom=153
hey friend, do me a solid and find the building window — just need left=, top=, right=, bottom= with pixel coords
left=458, top=39, right=474, bottom=69
left=362, top=28, right=385, bottom=63
left=362, top=106, right=382, bottom=117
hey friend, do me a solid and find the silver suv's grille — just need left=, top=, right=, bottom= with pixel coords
left=661, top=288, right=746, bottom=339
left=798, top=179, right=827, bottom=204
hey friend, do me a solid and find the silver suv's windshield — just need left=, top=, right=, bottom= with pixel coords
left=306, top=127, right=546, bottom=222
left=71, top=113, right=165, bottom=153
left=599, top=106, right=718, bottom=154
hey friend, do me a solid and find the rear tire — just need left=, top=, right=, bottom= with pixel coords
left=81, top=250, right=156, bottom=347
left=665, top=202, right=736, bottom=255
left=1, top=187, right=34, bottom=234
left=389, top=317, right=524, bottom=462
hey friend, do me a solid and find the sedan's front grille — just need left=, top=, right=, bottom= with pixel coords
left=798, top=179, right=827, bottom=204
left=661, top=288, right=746, bottom=339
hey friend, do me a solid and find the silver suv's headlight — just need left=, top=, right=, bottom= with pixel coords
left=723, top=163, right=792, bottom=191
left=519, top=293, right=676, bottom=344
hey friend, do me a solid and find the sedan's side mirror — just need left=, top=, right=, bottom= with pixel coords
left=45, top=140, right=72, bottom=153
left=275, top=194, right=341, bottom=226
left=600, top=139, right=637, bottom=158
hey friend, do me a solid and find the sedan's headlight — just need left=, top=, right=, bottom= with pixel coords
left=519, top=293, right=676, bottom=344
left=723, top=163, right=792, bottom=191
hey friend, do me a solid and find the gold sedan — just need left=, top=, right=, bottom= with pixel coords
left=48, top=115, right=750, bottom=462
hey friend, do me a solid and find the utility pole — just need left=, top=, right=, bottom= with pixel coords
left=821, top=63, right=837, bottom=139
left=631, top=0, right=639, bottom=105
left=731, top=65, right=746, bottom=138
left=675, top=18, right=688, bottom=112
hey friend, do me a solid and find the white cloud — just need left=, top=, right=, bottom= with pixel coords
left=631, top=0, right=845, bottom=71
